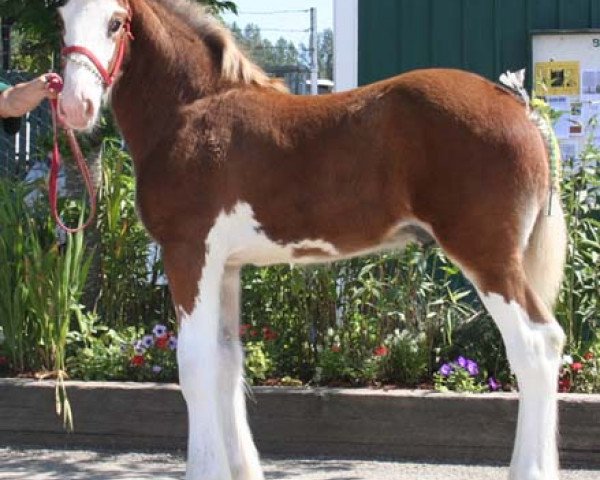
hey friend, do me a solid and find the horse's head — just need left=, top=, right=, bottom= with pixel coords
left=58, top=0, right=132, bottom=130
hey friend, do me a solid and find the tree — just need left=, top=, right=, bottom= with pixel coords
left=0, top=0, right=237, bottom=72
left=230, top=22, right=300, bottom=71
left=318, top=29, right=333, bottom=80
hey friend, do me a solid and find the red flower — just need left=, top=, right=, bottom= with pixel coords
left=249, top=329, right=258, bottom=337
left=131, top=355, right=145, bottom=367
left=558, top=377, right=571, bottom=393
left=584, top=352, right=594, bottom=361
left=0, top=356, right=8, bottom=366
left=263, top=327, right=278, bottom=341
left=331, top=345, right=341, bottom=353
left=156, top=337, right=169, bottom=350
left=571, top=362, right=583, bottom=373
left=239, top=324, right=251, bottom=336
left=374, top=345, right=389, bottom=357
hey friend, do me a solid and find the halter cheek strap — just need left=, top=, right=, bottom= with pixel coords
left=62, top=14, right=133, bottom=87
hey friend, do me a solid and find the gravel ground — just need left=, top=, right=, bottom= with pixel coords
left=0, top=448, right=599, bottom=480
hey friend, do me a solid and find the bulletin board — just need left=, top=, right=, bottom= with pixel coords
left=532, top=30, right=600, bottom=160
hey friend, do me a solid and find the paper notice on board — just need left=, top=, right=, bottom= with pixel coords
left=559, top=141, right=578, bottom=161
left=548, top=97, right=571, bottom=139
left=535, top=61, right=580, bottom=96
left=582, top=70, right=600, bottom=98
left=582, top=101, right=600, bottom=128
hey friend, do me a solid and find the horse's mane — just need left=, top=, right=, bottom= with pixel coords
left=156, top=0, right=288, bottom=93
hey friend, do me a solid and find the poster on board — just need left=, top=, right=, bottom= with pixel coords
left=532, top=30, right=600, bottom=158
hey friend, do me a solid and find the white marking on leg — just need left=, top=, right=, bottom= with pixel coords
left=479, top=292, right=564, bottom=480
left=178, top=239, right=230, bottom=479
left=219, top=267, right=264, bottom=480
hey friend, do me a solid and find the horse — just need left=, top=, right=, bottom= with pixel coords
left=57, top=1, right=567, bottom=479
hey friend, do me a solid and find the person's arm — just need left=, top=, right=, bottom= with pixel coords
left=0, top=74, right=57, bottom=118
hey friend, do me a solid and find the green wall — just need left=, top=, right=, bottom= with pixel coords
left=358, top=0, right=600, bottom=86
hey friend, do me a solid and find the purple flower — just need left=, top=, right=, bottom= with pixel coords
left=152, top=365, right=162, bottom=374
left=456, top=356, right=467, bottom=369
left=466, top=359, right=479, bottom=377
left=142, top=335, right=154, bottom=349
left=439, top=363, right=453, bottom=377
left=152, top=324, right=168, bottom=339
left=488, top=377, right=501, bottom=391
left=168, top=335, right=178, bottom=351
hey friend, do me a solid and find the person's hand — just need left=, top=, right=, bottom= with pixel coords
left=39, top=74, right=61, bottom=100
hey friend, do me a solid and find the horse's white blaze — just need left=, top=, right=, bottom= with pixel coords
left=58, top=0, right=125, bottom=129
left=479, top=292, right=564, bottom=480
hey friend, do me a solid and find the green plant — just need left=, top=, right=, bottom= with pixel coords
left=244, top=341, right=273, bottom=385
left=556, top=139, right=600, bottom=351
left=378, top=329, right=428, bottom=386
left=95, top=138, right=173, bottom=329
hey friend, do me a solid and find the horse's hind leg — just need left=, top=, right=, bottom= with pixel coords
left=477, top=285, right=564, bottom=480
left=219, top=266, right=264, bottom=480
left=436, top=199, right=566, bottom=480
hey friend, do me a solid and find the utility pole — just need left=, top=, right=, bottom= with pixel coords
left=309, top=7, right=318, bottom=95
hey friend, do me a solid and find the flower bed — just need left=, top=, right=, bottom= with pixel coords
left=0, top=379, right=599, bottom=467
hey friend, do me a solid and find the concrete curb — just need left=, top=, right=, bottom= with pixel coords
left=0, top=379, right=599, bottom=467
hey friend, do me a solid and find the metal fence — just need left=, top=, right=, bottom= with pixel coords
left=0, top=71, right=52, bottom=179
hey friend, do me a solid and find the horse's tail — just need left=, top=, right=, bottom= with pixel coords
left=523, top=194, right=567, bottom=310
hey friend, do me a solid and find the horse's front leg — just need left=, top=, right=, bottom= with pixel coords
left=219, top=266, right=264, bottom=480
left=163, top=242, right=232, bottom=480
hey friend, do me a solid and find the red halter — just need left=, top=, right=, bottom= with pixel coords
left=48, top=11, right=133, bottom=233
left=62, top=13, right=134, bottom=87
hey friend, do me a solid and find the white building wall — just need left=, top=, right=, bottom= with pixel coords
left=333, top=0, right=359, bottom=92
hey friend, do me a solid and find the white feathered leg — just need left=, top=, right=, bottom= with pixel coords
left=219, top=267, right=264, bottom=480
left=479, top=292, right=564, bottom=480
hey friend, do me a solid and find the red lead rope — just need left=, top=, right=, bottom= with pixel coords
left=47, top=73, right=97, bottom=234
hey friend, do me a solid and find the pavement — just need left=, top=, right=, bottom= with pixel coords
left=1, top=448, right=600, bottom=480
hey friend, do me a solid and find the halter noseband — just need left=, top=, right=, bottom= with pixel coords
left=62, top=10, right=133, bottom=88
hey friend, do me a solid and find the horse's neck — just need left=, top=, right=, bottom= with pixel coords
left=112, top=0, right=220, bottom=161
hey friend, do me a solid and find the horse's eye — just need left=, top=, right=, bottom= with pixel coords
left=108, top=18, right=123, bottom=35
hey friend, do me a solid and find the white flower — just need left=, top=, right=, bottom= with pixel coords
left=152, top=324, right=168, bottom=339
left=133, top=340, right=146, bottom=356
left=142, top=335, right=155, bottom=348
left=152, top=365, right=162, bottom=374
left=562, top=354, right=574, bottom=365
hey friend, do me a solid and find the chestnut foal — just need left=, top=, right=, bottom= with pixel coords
left=57, top=1, right=566, bottom=479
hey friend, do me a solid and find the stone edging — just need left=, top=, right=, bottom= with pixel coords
left=0, top=379, right=599, bottom=467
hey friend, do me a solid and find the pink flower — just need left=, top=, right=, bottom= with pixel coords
left=571, top=362, right=583, bottom=373
left=374, top=345, right=388, bottom=357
